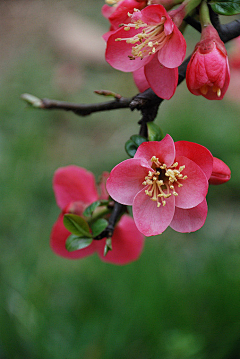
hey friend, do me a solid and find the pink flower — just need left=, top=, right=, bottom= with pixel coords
left=209, top=157, right=231, bottom=185
left=105, top=4, right=186, bottom=99
left=186, top=24, right=230, bottom=100
left=50, top=166, right=144, bottom=265
left=107, top=135, right=214, bottom=236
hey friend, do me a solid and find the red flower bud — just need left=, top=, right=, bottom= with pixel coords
left=209, top=157, right=231, bottom=185
left=186, top=24, right=230, bottom=100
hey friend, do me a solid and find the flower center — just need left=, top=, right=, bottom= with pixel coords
left=200, top=84, right=221, bottom=97
left=115, top=12, right=168, bottom=60
left=142, top=156, right=187, bottom=207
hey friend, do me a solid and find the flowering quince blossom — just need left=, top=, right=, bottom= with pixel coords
left=107, top=135, right=230, bottom=236
left=105, top=4, right=186, bottom=99
left=50, top=165, right=144, bottom=265
left=186, top=24, right=230, bottom=100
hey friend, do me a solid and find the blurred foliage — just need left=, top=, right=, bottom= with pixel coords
left=0, top=1, right=240, bottom=358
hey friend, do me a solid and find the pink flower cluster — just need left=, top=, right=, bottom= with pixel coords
left=51, top=166, right=144, bottom=264
left=107, top=135, right=231, bottom=236
left=103, top=0, right=230, bottom=100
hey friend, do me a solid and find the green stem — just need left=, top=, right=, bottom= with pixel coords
left=200, top=0, right=211, bottom=27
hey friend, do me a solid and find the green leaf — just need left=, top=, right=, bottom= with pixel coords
left=91, top=218, right=109, bottom=237
left=65, top=235, right=93, bottom=252
left=147, top=122, right=163, bottom=141
left=83, top=200, right=109, bottom=217
left=104, top=238, right=112, bottom=256
left=63, top=214, right=92, bottom=238
left=209, top=0, right=240, bottom=15
left=83, top=201, right=101, bottom=217
left=125, top=140, right=138, bottom=158
left=130, top=135, right=147, bottom=147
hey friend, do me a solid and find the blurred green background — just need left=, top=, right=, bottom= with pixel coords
left=0, top=1, right=240, bottom=358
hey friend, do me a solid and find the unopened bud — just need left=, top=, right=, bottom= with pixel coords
left=209, top=157, right=231, bottom=185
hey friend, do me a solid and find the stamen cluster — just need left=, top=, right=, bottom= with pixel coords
left=143, top=156, right=187, bottom=207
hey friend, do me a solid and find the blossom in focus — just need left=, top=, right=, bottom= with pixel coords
left=209, top=157, right=231, bottom=185
left=107, top=135, right=215, bottom=236
left=50, top=166, right=144, bottom=265
left=186, top=24, right=230, bottom=100
left=105, top=4, right=186, bottom=99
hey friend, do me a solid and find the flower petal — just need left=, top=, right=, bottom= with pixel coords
left=175, top=141, right=213, bottom=180
left=158, top=26, right=186, bottom=68
left=50, top=213, right=97, bottom=259
left=138, top=4, right=168, bottom=24
left=144, top=56, right=178, bottom=99
left=209, top=157, right=231, bottom=185
left=133, top=187, right=175, bottom=236
left=134, top=134, right=175, bottom=167
left=106, top=159, right=150, bottom=205
left=97, top=215, right=145, bottom=265
left=133, top=67, right=150, bottom=93
left=174, top=156, right=208, bottom=209
left=170, top=199, right=208, bottom=232
left=53, top=166, right=98, bottom=210
left=105, top=27, right=152, bottom=72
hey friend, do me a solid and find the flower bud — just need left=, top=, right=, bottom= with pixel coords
left=209, top=157, right=231, bottom=185
left=186, top=24, right=230, bottom=100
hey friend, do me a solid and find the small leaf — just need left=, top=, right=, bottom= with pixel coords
left=66, top=235, right=93, bottom=252
left=130, top=135, right=147, bottom=147
left=147, top=122, right=163, bottom=141
left=63, top=214, right=92, bottom=238
left=83, top=201, right=101, bottom=217
left=125, top=140, right=138, bottom=158
left=209, top=0, right=240, bottom=15
left=104, top=238, right=112, bottom=256
left=83, top=200, right=109, bottom=217
left=91, top=218, right=109, bottom=237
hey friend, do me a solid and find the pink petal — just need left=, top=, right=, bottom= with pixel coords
left=134, top=135, right=175, bottom=167
left=102, top=4, right=115, bottom=19
left=174, top=156, right=209, bottom=209
left=97, top=215, right=145, bottom=265
left=139, top=4, right=168, bottom=25
left=105, top=27, right=152, bottom=72
left=158, top=26, right=186, bottom=68
left=133, top=67, right=150, bottom=93
left=170, top=199, right=208, bottom=232
left=145, top=56, right=178, bottom=99
left=175, top=141, right=213, bottom=180
left=50, top=214, right=97, bottom=259
left=53, top=166, right=98, bottom=210
left=98, top=172, right=110, bottom=200
left=209, top=157, right=231, bottom=185
left=106, top=159, right=150, bottom=205
left=133, top=187, right=175, bottom=236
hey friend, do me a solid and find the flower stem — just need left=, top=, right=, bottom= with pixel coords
left=200, top=0, right=211, bottom=27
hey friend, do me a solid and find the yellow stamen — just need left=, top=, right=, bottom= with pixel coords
left=142, top=157, right=187, bottom=208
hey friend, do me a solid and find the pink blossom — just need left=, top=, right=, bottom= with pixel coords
left=50, top=166, right=144, bottom=265
left=209, top=157, right=231, bottom=185
left=105, top=4, right=186, bottom=99
left=186, top=24, right=230, bottom=100
left=107, top=135, right=215, bottom=236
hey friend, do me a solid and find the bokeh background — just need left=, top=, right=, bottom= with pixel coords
left=0, top=1, right=240, bottom=358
